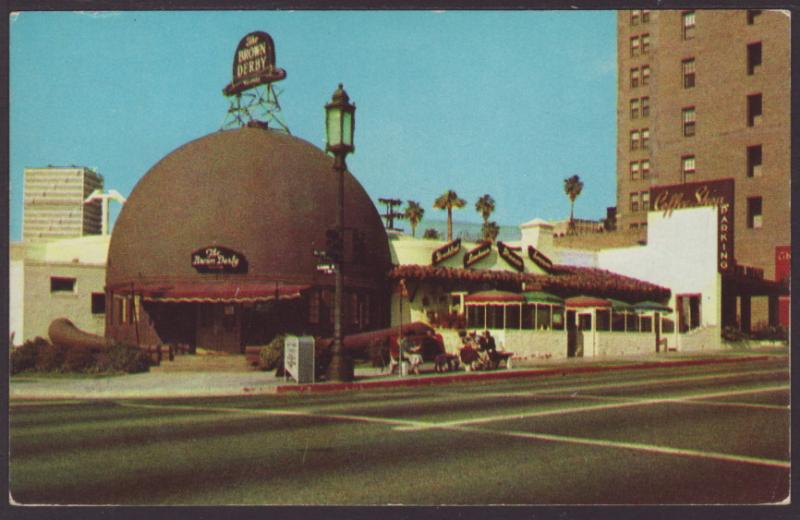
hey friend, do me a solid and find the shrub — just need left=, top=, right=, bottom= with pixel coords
left=10, top=337, right=44, bottom=375
left=107, top=342, right=150, bottom=373
left=259, top=335, right=286, bottom=372
left=35, top=342, right=67, bottom=372
left=63, top=348, right=97, bottom=373
left=721, top=326, right=748, bottom=343
left=752, top=325, right=788, bottom=342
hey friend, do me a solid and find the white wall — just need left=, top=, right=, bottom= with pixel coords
left=9, top=258, right=24, bottom=345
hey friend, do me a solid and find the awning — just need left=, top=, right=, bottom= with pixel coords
left=121, top=283, right=310, bottom=303
left=633, top=301, right=673, bottom=313
left=522, top=291, right=564, bottom=305
left=608, top=298, right=634, bottom=311
left=464, top=290, right=525, bottom=303
left=565, top=295, right=612, bottom=308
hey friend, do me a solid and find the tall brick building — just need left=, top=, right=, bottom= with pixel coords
left=616, top=9, right=790, bottom=281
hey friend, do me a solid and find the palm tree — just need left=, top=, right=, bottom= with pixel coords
left=433, top=190, right=466, bottom=241
left=404, top=200, right=424, bottom=237
left=563, top=175, right=584, bottom=234
left=482, top=221, right=500, bottom=243
left=475, top=194, right=496, bottom=241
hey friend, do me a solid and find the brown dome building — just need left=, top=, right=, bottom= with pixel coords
left=106, top=126, right=391, bottom=351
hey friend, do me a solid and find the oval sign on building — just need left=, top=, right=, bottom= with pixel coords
left=223, top=31, right=286, bottom=96
left=191, top=246, right=248, bottom=274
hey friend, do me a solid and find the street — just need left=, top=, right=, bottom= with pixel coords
left=10, top=357, right=789, bottom=505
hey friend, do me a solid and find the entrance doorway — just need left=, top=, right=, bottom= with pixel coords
left=567, top=310, right=577, bottom=357
left=196, top=303, right=242, bottom=353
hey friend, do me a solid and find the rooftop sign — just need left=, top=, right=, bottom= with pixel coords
left=223, top=31, right=286, bottom=97
left=191, top=246, right=248, bottom=274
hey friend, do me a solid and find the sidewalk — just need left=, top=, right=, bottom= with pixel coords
left=9, top=347, right=786, bottom=401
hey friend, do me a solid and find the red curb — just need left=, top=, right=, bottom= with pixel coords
left=276, top=355, right=772, bottom=393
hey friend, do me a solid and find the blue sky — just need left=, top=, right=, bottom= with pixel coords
left=9, top=10, right=618, bottom=240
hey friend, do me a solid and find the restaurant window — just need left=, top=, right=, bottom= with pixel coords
left=467, top=305, right=485, bottom=329
left=641, top=96, right=650, bottom=117
left=630, top=161, right=640, bottom=180
left=630, top=10, right=640, bottom=25
left=536, top=305, right=551, bottom=330
left=487, top=305, right=505, bottom=329
left=506, top=305, right=521, bottom=329
left=578, top=314, right=592, bottom=331
left=682, top=11, right=696, bottom=40
left=630, top=192, right=640, bottom=212
left=521, top=303, right=535, bottom=329
left=747, top=145, right=763, bottom=177
left=640, top=315, right=653, bottom=332
left=641, top=159, right=651, bottom=179
left=91, top=292, right=105, bottom=315
left=630, top=130, right=640, bottom=150
left=682, top=59, right=696, bottom=88
left=630, top=98, right=640, bottom=119
left=641, top=191, right=650, bottom=211
left=50, top=276, right=76, bottom=294
left=662, top=317, right=675, bottom=333
left=747, top=197, right=763, bottom=229
left=596, top=309, right=611, bottom=331
left=641, top=65, right=651, bottom=86
left=641, top=128, right=650, bottom=150
left=114, top=296, right=126, bottom=325
left=682, top=106, right=696, bottom=137
left=630, top=36, right=640, bottom=57
left=682, top=155, right=696, bottom=181
left=747, top=10, right=761, bottom=25
left=641, top=33, right=651, bottom=54
left=747, top=93, right=762, bottom=126
left=747, top=42, right=762, bottom=75
left=642, top=10, right=650, bottom=23
left=626, top=313, right=640, bottom=332
left=350, top=293, right=359, bottom=325
left=612, top=311, right=626, bottom=331
left=630, top=68, right=640, bottom=88
left=308, top=291, right=320, bottom=324
left=677, top=294, right=701, bottom=332
left=552, top=307, right=564, bottom=330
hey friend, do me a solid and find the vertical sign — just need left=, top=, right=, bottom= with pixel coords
left=650, top=178, right=735, bottom=273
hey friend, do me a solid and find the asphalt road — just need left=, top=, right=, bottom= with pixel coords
left=9, top=357, right=789, bottom=505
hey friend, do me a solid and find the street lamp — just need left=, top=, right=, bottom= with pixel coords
left=325, top=83, right=356, bottom=382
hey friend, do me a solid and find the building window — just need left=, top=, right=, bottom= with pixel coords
left=630, top=192, right=640, bottom=212
left=630, top=161, right=640, bottom=180
left=630, top=10, right=640, bottom=25
left=747, top=10, right=761, bottom=25
left=747, top=42, right=762, bottom=75
left=50, top=276, right=76, bottom=293
left=630, top=36, right=640, bottom=57
left=747, top=197, right=763, bottom=229
left=642, top=10, right=651, bottom=23
left=682, top=106, right=696, bottom=137
left=641, top=33, right=651, bottom=54
left=641, top=128, right=650, bottom=150
left=641, top=159, right=651, bottom=179
left=682, top=155, right=696, bottom=181
left=641, top=96, right=650, bottom=117
left=630, top=130, right=640, bottom=150
left=747, top=145, right=763, bottom=178
left=682, top=58, right=696, bottom=88
left=747, top=93, right=763, bottom=126
left=630, top=68, right=639, bottom=88
left=677, top=294, right=701, bottom=332
left=91, top=293, right=106, bottom=314
left=682, top=11, right=696, bottom=40
left=629, top=223, right=639, bottom=231
left=630, top=98, right=640, bottom=119
left=641, top=222, right=648, bottom=232
left=641, top=191, right=650, bottom=211
left=642, top=65, right=651, bottom=85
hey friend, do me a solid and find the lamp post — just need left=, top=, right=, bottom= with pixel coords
left=325, top=83, right=356, bottom=382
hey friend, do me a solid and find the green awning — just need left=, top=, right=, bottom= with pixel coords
left=633, top=301, right=673, bottom=313
left=608, top=298, right=634, bottom=311
left=521, top=291, right=564, bottom=305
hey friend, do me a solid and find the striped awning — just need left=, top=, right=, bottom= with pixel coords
left=125, top=283, right=310, bottom=303
left=464, top=290, right=525, bottom=303
left=565, top=295, right=612, bottom=308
